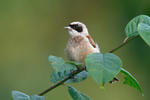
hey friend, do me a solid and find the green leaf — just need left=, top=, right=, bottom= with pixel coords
left=50, top=70, right=71, bottom=84
left=48, top=56, right=75, bottom=73
left=85, top=53, right=122, bottom=85
left=125, top=15, right=150, bottom=37
left=30, top=95, right=44, bottom=100
left=68, top=86, right=92, bottom=100
left=138, top=23, right=150, bottom=46
left=66, top=61, right=83, bottom=66
left=66, top=71, right=88, bottom=83
left=50, top=70, right=88, bottom=84
left=12, top=91, right=45, bottom=100
left=120, top=68, right=143, bottom=95
left=49, top=56, right=88, bottom=83
left=12, top=91, right=30, bottom=100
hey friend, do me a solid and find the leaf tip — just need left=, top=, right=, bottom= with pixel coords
left=99, top=84, right=104, bottom=89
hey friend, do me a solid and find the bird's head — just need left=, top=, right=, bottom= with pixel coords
left=65, top=22, right=89, bottom=37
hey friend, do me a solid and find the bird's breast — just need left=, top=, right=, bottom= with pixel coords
left=65, top=35, right=99, bottom=62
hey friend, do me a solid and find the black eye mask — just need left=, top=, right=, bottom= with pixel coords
left=69, top=24, right=83, bottom=32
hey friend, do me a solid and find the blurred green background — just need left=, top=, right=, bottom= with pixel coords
left=0, top=0, right=150, bottom=100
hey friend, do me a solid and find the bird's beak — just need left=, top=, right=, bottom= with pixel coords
left=64, top=26, right=71, bottom=30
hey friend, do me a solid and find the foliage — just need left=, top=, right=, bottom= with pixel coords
left=85, top=53, right=122, bottom=85
left=120, top=68, right=143, bottom=94
left=49, top=56, right=88, bottom=84
left=125, top=15, right=150, bottom=47
left=48, top=55, right=75, bottom=73
left=125, top=15, right=150, bottom=37
left=11, top=14, right=150, bottom=100
left=68, top=86, right=91, bottom=100
left=138, top=23, right=150, bottom=46
left=50, top=69, right=88, bottom=84
left=12, top=91, right=44, bottom=100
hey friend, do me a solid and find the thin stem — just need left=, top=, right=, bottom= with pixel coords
left=38, top=67, right=85, bottom=96
left=38, top=35, right=139, bottom=96
left=109, top=35, right=139, bottom=53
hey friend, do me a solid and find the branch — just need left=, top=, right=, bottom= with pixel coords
left=38, top=67, right=85, bottom=96
left=109, top=35, right=139, bottom=53
left=38, top=35, right=139, bottom=96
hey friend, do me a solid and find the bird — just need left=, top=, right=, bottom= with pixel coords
left=64, top=21, right=118, bottom=83
left=64, top=21, right=100, bottom=63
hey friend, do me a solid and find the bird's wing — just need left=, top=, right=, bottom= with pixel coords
left=86, top=35, right=96, bottom=48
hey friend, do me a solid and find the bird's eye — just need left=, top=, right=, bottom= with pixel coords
left=69, top=24, right=83, bottom=32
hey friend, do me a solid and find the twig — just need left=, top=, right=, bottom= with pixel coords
left=109, top=36, right=139, bottom=53
left=38, top=67, right=85, bottom=96
left=38, top=35, right=139, bottom=96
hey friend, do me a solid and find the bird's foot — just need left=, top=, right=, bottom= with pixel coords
left=109, top=77, right=119, bottom=84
